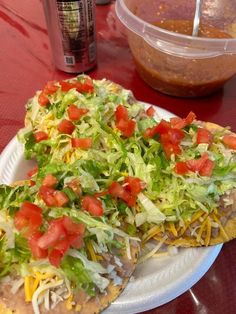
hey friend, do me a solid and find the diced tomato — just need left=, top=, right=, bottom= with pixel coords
left=38, top=92, right=49, bottom=107
left=20, top=201, right=43, bottom=215
left=48, top=249, right=64, bottom=267
left=185, top=111, right=197, bottom=125
left=71, top=138, right=92, bottom=149
left=175, top=153, right=214, bottom=177
left=28, top=232, right=48, bottom=259
left=199, top=159, right=215, bottom=176
left=166, top=128, right=185, bottom=144
left=27, top=166, right=38, bottom=178
left=81, top=195, right=104, bottom=216
left=143, top=127, right=157, bottom=138
left=146, top=106, right=155, bottom=117
left=14, top=202, right=43, bottom=237
left=62, top=216, right=85, bottom=236
left=53, top=238, right=71, bottom=254
left=154, top=120, right=171, bottom=135
left=39, top=186, right=69, bottom=208
left=174, top=161, right=189, bottom=175
left=75, top=78, right=94, bottom=93
left=70, top=235, right=84, bottom=249
left=124, top=176, right=144, bottom=196
left=53, top=191, right=69, bottom=207
left=186, top=152, right=209, bottom=173
left=67, top=104, right=89, bottom=121
left=116, top=118, right=136, bottom=137
left=39, top=186, right=56, bottom=207
left=196, top=128, right=213, bottom=145
left=170, top=117, right=184, bottom=129
left=42, top=174, right=58, bottom=188
left=159, top=128, right=184, bottom=159
left=115, top=105, right=129, bottom=121
left=124, top=120, right=136, bottom=137
left=108, top=181, right=126, bottom=199
left=33, top=131, right=48, bottom=143
left=115, top=105, right=136, bottom=137
left=223, top=135, right=236, bottom=150
left=44, top=81, right=58, bottom=95
left=108, top=182, right=136, bottom=207
left=57, top=119, right=75, bottom=135
left=162, top=142, right=182, bottom=160
left=29, top=216, right=86, bottom=266
left=38, top=219, right=66, bottom=249
left=170, top=112, right=196, bottom=129
left=59, top=80, right=76, bottom=92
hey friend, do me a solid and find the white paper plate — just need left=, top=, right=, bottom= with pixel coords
left=0, top=105, right=222, bottom=314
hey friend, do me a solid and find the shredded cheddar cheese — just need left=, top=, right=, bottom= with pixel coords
left=24, top=276, right=33, bottom=302
left=205, top=217, right=211, bottom=246
left=168, top=222, right=178, bottom=237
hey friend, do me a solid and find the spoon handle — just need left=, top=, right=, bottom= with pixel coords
left=192, top=0, right=202, bottom=36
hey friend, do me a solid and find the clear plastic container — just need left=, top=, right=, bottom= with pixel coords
left=116, top=0, right=236, bottom=97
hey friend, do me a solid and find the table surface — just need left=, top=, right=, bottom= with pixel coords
left=0, top=1, right=236, bottom=313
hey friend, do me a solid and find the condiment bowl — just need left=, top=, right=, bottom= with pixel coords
left=116, top=0, right=236, bottom=97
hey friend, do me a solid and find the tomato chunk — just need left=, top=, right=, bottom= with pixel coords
left=199, top=159, right=215, bottom=176
left=48, top=249, right=64, bottom=267
left=175, top=153, right=214, bottom=177
left=166, top=128, right=185, bottom=144
left=185, top=111, right=197, bottom=125
left=38, top=219, right=66, bottom=250
left=38, top=92, right=49, bottom=106
left=70, top=235, right=84, bottom=249
left=71, top=138, right=92, bottom=149
left=81, top=195, right=104, bottom=216
left=58, top=119, right=75, bottom=134
left=67, top=105, right=89, bottom=121
left=154, top=120, right=171, bottom=135
left=60, top=80, right=76, bottom=92
left=116, top=118, right=136, bottom=137
left=196, top=128, right=213, bottom=145
left=146, top=106, right=155, bottom=117
left=223, top=135, right=236, bottom=150
left=28, top=216, right=85, bottom=266
left=76, top=78, right=94, bottom=93
left=170, top=112, right=196, bottom=129
left=39, top=186, right=57, bottom=207
left=174, top=161, right=189, bottom=175
left=44, top=81, right=58, bottom=95
left=115, top=105, right=129, bottom=121
left=124, top=176, right=144, bottom=196
left=14, top=202, right=43, bottom=237
left=115, top=105, right=136, bottom=137
left=62, top=216, right=85, bottom=235
left=108, top=182, right=136, bottom=207
left=186, top=153, right=209, bottom=173
left=28, top=232, right=48, bottom=259
left=33, top=131, right=48, bottom=143
left=42, top=174, right=58, bottom=188
left=53, top=191, right=69, bottom=207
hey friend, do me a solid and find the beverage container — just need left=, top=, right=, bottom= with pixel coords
left=42, top=0, right=97, bottom=73
left=96, top=0, right=111, bottom=4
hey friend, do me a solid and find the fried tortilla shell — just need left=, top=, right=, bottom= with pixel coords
left=0, top=239, right=139, bottom=314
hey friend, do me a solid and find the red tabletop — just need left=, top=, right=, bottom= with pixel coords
left=0, top=1, right=236, bottom=313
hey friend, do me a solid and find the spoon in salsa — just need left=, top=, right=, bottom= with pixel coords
left=192, top=0, right=202, bottom=36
